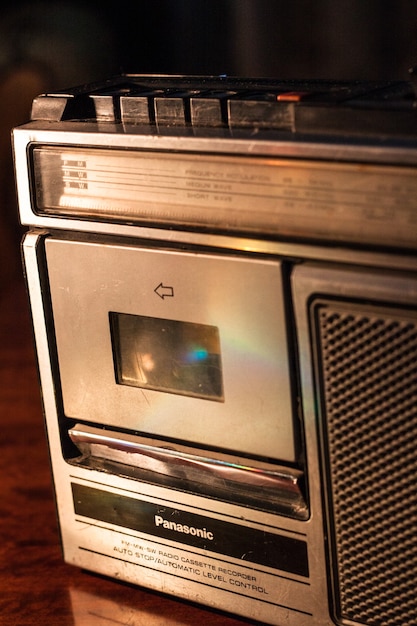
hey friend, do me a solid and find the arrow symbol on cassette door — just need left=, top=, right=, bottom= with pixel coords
left=154, top=282, right=174, bottom=299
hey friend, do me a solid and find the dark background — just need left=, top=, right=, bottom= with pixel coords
left=1, top=0, right=417, bottom=289
left=1, top=0, right=417, bottom=88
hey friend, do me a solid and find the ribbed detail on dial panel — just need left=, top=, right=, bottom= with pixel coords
left=313, top=301, right=417, bottom=626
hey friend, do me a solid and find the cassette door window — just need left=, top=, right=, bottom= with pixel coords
left=45, top=238, right=297, bottom=463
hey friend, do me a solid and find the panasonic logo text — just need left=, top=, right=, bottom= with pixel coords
left=154, top=515, right=214, bottom=540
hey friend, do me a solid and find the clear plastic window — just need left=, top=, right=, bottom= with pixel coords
left=110, top=312, right=224, bottom=401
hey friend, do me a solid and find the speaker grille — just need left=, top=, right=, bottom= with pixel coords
left=315, top=301, right=417, bottom=626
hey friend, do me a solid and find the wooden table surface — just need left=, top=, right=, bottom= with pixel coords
left=0, top=275, right=251, bottom=626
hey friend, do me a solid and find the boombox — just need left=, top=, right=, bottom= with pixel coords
left=13, top=75, right=417, bottom=626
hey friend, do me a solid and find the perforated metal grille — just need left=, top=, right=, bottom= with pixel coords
left=315, top=302, right=417, bottom=626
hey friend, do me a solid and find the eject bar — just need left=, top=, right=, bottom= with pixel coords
left=68, top=424, right=308, bottom=520
left=30, top=74, right=417, bottom=136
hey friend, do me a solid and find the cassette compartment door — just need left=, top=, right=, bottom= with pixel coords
left=45, top=237, right=297, bottom=464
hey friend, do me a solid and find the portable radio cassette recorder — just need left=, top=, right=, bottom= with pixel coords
left=13, top=75, right=417, bottom=626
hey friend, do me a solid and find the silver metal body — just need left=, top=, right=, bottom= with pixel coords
left=13, top=120, right=417, bottom=626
